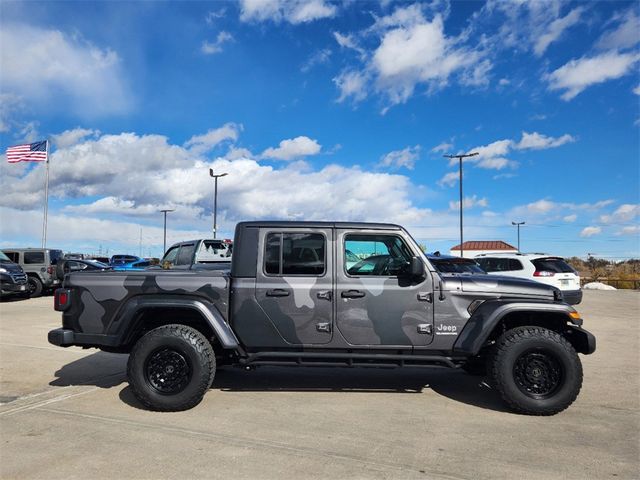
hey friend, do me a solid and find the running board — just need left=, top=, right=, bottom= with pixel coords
left=239, top=351, right=460, bottom=369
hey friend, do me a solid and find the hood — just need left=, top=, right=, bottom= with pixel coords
left=0, top=260, right=23, bottom=273
left=443, top=273, right=558, bottom=300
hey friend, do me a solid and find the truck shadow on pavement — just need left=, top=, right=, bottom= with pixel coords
left=50, top=353, right=508, bottom=413
left=49, top=351, right=127, bottom=389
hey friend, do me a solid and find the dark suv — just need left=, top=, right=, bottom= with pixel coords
left=0, top=251, right=28, bottom=298
left=2, top=248, right=64, bottom=297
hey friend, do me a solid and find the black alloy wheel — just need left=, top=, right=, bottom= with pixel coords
left=145, top=348, right=192, bottom=395
left=513, top=349, right=563, bottom=399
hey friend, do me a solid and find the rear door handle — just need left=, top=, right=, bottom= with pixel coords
left=341, top=290, right=365, bottom=299
left=266, top=289, right=290, bottom=297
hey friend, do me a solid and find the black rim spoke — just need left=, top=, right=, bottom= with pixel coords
left=513, top=350, right=563, bottom=399
left=145, top=348, right=191, bottom=394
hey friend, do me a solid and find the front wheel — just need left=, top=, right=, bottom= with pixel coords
left=490, top=326, right=582, bottom=415
left=27, top=276, right=43, bottom=298
left=127, top=324, right=216, bottom=411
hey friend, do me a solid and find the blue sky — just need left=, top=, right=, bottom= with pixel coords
left=0, top=0, right=638, bottom=259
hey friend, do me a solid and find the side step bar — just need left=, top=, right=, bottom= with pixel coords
left=238, top=351, right=461, bottom=369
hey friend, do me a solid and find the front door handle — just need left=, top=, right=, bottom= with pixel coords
left=266, top=289, right=290, bottom=297
left=341, top=290, right=365, bottom=299
left=417, top=324, right=433, bottom=334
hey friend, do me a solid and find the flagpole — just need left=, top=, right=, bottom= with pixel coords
left=42, top=140, right=50, bottom=248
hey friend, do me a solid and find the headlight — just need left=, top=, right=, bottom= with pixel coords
left=0, top=267, right=7, bottom=273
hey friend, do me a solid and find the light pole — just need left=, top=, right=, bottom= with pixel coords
left=209, top=169, right=228, bottom=238
left=443, top=152, right=479, bottom=258
left=159, top=209, right=174, bottom=254
left=512, top=221, right=525, bottom=251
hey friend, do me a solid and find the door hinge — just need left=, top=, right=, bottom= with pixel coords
left=417, top=324, right=433, bottom=335
left=316, top=322, right=331, bottom=333
left=417, top=292, right=433, bottom=303
left=317, top=290, right=332, bottom=301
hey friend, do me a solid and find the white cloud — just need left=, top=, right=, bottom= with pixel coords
left=205, top=9, right=227, bottom=25
left=596, top=8, right=640, bottom=51
left=332, top=4, right=489, bottom=109
left=563, top=214, right=577, bottom=223
left=498, top=78, right=510, bottom=86
left=449, top=195, right=489, bottom=210
left=437, top=172, right=459, bottom=187
left=634, top=85, right=640, bottom=95
left=617, top=225, right=640, bottom=236
left=580, top=226, right=602, bottom=238
left=431, top=142, right=453, bottom=153
left=201, top=31, right=234, bottom=55
left=333, top=70, right=369, bottom=103
left=533, top=7, right=584, bottom=56
left=600, top=204, right=640, bottom=224
left=301, top=48, right=332, bottom=73
left=379, top=145, right=420, bottom=170
left=0, top=93, right=24, bottom=133
left=546, top=51, right=640, bottom=101
left=0, top=23, right=130, bottom=116
left=515, top=131, right=575, bottom=150
left=184, top=123, right=242, bottom=154
left=239, top=0, right=336, bottom=24
left=508, top=199, right=615, bottom=221
left=468, top=139, right=512, bottom=161
left=52, top=128, right=100, bottom=149
left=476, top=157, right=515, bottom=170
left=261, top=136, right=322, bottom=161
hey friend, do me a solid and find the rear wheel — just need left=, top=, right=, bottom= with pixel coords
left=490, top=326, right=582, bottom=415
left=127, top=324, right=215, bottom=411
left=26, top=276, right=43, bottom=298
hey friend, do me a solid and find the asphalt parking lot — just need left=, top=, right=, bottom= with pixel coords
left=1, top=290, right=638, bottom=480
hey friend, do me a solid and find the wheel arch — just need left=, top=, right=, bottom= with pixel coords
left=454, top=301, right=594, bottom=356
left=110, top=296, right=240, bottom=352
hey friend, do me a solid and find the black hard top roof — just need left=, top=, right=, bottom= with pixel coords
left=237, top=221, right=403, bottom=230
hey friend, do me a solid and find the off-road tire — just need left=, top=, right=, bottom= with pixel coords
left=27, top=276, right=43, bottom=298
left=490, top=326, right=582, bottom=416
left=127, top=324, right=215, bottom=411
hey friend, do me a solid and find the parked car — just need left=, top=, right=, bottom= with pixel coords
left=111, top=260, right=152, bottom=271
left=160, top=239, right=232, bottom=270
left=50, top=221, right=595, bottom=415
left=2, top=248, right=64, bottom=297
left=0, top=250, right=28, bottom=298
left=57, top=259, right=112, bottom=277
left=109, top=255, right=141, bottom=266
left=426, top=253, right=486, bottom=275
left=475, top=253, right=582, bottom=305
left=64, top=253, right=86, bottom=260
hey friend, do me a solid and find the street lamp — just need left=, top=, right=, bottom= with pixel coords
left=512, top=221, right=525, bottom=251
left=209, top=169, right=228, bottom=239
left=443, top=152, right=479, bottom=258
left=159, top=209, right=175, bottom=255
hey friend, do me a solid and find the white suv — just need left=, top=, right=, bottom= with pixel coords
left=474, top=253, right=582, bottom=305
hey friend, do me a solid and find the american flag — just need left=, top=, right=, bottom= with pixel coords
left=5, top=141, right=48, bottom=163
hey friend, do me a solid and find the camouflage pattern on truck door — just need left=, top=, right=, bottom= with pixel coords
left=254, top=228, right=334, bottom=345
left=335, top=229, right=434, bottom=346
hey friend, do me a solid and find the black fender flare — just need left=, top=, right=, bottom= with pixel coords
left=453, top=301, right=587, bottom=356
left=106, top=295, right=239, bottom=349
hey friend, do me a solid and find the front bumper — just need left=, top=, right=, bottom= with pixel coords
left=0, top=281, right=28, bottom=295
left=562, top=289, right=583, bottom=305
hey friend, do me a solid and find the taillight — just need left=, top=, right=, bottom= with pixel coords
left=47, top=266, right=54, bottom=275
left=534, top=271, right=555, bottom=277
left=54, top=288, right=71, bottom=311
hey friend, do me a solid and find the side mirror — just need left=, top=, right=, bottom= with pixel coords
left=408, top=256, right=425, bottom=278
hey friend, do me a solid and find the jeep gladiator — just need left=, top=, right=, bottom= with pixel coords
left=49, top=221, right=595, bottom=414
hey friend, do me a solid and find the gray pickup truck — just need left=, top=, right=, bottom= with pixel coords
left=49, top=221, right=595, bottom=414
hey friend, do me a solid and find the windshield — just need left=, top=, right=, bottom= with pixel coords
left=0, top=251, right=11, bottom=262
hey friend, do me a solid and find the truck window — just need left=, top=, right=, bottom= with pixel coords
left=344, top=234, right=412, bottom=276
left=175, top=244, right=196, bottom=266
left=162, top=246, right=180, bottom=265
left=24, top=251, right=45, bottom=264
left=264, top=233, right=325, bottom=276
left=3, top=251, right=19, bottom=263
